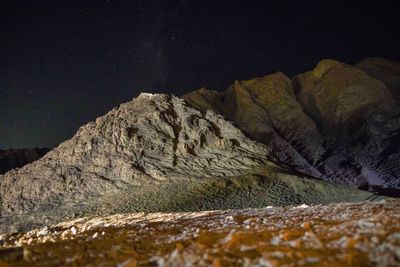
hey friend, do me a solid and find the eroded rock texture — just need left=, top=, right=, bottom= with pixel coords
left=0, top=94, right=263, bottom=216
left=183, top=58, right=400, bottom=188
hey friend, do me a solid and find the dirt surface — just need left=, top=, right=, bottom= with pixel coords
left=1, top=199, right=399, bottom=267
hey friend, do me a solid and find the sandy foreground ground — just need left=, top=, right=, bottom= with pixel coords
left=0, top=199, right=399, bottom=267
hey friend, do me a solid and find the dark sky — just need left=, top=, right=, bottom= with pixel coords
left=1, top=0, right=399, bottom=148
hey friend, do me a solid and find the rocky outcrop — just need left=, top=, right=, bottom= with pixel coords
left=0, top=148, right=49, bottom=174
left=0, top=93, right=377, bottom=233
left=184, top=72, right=324, bottom=178
left=184, top=58, right=400, bottom=188
left=295, top=59, right=396, bottom=127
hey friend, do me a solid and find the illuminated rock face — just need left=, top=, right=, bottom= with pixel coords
left=184, top=72, right=324, bottom=179
left=184, top=58, right=400, bottom=188
left=0, top=94, right=267, bottom=215
left=0, top=93, right=378, bottom=233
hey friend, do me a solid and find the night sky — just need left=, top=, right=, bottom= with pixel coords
left=1, top=0, right=399, bottom=148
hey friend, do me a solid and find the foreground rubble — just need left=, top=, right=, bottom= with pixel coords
left=0, top=199, right=399, bottom=266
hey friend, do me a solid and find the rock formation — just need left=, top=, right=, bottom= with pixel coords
left=0, top=148, right=49, bottom=174
left=184, top=58, right=400, bottom=188
left=0, top=93, right=377, bottom=233
left=184, top=73, right=323, bottom=178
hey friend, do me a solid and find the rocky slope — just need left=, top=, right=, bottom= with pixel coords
left=0, top=94, right=377, bottom=233
left=183, top=58, right=400, bottom=189
left=0, top=148, right=49, bottom=175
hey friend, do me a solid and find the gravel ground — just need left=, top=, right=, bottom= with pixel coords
left=0, top=199, right=399, bottom=267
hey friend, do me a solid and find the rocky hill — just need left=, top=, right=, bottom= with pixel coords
left=0, top=148, right=49, bottom=174
left=0, top=94, right=377, bottom=233
left=183, top=58, right=400, bottom=189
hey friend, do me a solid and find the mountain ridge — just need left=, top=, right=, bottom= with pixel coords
left=183, top=57, right=400, bottom=188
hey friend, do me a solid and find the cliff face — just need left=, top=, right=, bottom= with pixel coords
left=183, top=58, right=400, bottom=188
left=0, top=93, right=376, bottom=233
left=0, top=148, right=49, bottom=174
